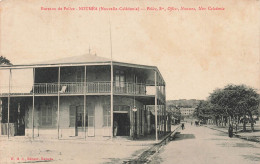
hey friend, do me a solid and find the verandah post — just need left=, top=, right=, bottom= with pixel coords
left=110, top=62, right=113, bottom=139
left=84, top=65, right=86, bottom=140
left=32, top=68, right=35, bottom=139
left=164, top=83, right=167, bottom=134
left=7, top=69, right=11, bottom=139
left=155, top=70, right=158, bottom=141
left=57, top=67, right=60, bottom=139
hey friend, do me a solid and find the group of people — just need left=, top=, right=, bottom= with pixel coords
left=180, top=120, right=234, bottom=138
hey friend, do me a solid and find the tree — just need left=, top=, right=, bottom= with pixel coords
left=193, top=100, right=213, bottom=123
left=209, top=84, right=260, bottom=131
left=0, top=56, right=12, bottom=65
left=167, top=104, right=181, bottom=124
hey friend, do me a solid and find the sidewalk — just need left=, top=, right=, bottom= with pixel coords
left=204, top=124, right=260, bottom=143
left=0, top=125, right=181, bottom=146
left=0, top=125, right=181, bottom=164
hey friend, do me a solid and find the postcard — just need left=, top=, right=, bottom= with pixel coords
left=0, top=0, right=259, bottom=163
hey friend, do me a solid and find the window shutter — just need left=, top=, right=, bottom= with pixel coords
left=69, top=105, right=76, bottom=127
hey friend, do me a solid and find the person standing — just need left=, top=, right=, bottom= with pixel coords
left=113, top=121, right=118, bottom=136
left=228, top=124, right=233, bottom=138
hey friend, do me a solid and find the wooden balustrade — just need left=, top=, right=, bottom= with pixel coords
left=32, top=82, right=147, bottom=95
left=0, top=82, right=162, bottom=96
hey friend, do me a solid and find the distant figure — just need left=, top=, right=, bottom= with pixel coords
left=228, top=124, right=233, bottom=138
left=181, top=123, right=185, bottom=130
left=113, top=121, right=118, bottom=136
left=191, top=121, right=193, bottom=126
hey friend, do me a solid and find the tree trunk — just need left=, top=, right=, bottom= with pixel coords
left=235, top=116, right=238, bottom=132
left=251, top=122, right=254, bottom=132
left=243, top=115, right=246, bottom=132
left=248, top=114, right=254, bottom=132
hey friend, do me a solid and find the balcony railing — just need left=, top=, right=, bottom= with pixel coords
left=34, top=82, right=112, bottom=94
left=0, top=82, right=160, bottom=96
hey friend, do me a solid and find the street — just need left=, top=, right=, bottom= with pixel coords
left=0, top=137, right=150, bottom=164
left=150, top=124, right=260, bottom=164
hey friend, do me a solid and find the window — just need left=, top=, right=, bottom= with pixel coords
left=115, top=70, right=125, bottom=87
left=113, top=105, right=129, bottom=112
left=76, top=69, right=84, bottom=82
left=88, top=104, right=95, bottom=128
left=103, top=104, right=111, bottom=127
left=41, top=105, right=53, bottom=126
left=69, top=105, right=87, bottom=127
left=76, top=106, right=84, bottom=127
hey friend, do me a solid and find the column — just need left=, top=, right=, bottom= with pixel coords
left=154, top=70, right=158, bottom=141
left=57, top=67, right=60, bottom=139
left=7, top=69, right=11, bottom=139
left=84, top=66, right=86, bottom=139
left=32, top=68, right=35, bottom=139
left=110, top=62, right=113, bottom=139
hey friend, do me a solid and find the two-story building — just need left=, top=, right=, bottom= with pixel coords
left=180, top=108, right=195, bottom=116
left=0, top=54, right=167, bottom=141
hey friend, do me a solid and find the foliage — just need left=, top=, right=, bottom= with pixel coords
left=193, top=100, right=213, bottom=121
left=208, top=84, right=260, bottom=131
left=167, top=104, right=181, bottom=121
left=0, top=56, right=12, bottom=65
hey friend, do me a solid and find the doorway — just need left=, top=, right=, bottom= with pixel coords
left=16, top=102, right=25, bottom=136
left=113, top=112, right=130, bottom=136
left=1, top=98, right=26, bottom=136
left=75, top=106, right=84, bottom=136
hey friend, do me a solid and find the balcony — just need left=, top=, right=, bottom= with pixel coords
left=0, top=82, right=160, bottom=96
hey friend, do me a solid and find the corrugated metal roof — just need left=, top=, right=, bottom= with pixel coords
left=31, top=54, right=112, bottom=65
left=0, top=54, right=165, bottom=83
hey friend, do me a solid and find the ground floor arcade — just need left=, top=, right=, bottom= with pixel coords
left=0, top=95, right=169, bottom=140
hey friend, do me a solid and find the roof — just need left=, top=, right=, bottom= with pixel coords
left=0, top=54, right=165, bottom=83
left=31, top=54, right=112, bottom=65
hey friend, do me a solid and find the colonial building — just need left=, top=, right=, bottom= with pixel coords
left=180, top=108, right=195, bottom=116
left=0, top=54, right=167, bottom=141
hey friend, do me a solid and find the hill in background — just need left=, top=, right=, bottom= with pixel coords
left=167, top=99, right=202, bottom=108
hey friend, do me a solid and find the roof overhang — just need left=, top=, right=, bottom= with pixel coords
left=0, top=61, right=165, bottom=84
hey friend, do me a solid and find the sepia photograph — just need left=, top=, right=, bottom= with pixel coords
left=0, top=0, right=259, bottom=163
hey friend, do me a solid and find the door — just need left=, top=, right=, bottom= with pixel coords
left=75, top=107, right=83, bottom=136
left=16, top=103, right=25, bottom=136
left=88, top=104, right=95, bottom=136
left=113, top=112, right=130, bottom=136
left=114, top=70, right=125, bottom=93
left=70, top=105, right=83, bottom=136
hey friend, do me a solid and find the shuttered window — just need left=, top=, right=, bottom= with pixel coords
left=69, top=105, right=87, bottom=127
left=41, top=105, right=53, bottom=126
left=103, top=104, right=111, bottom=127
left=69, top=105, right=76, bottom=127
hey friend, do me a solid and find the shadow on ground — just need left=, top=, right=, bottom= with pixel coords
left=103, top=158, right=122, bottom=164
left=208, top=138, right=227, bottom=141
left=217, top=142, right=258, bottom=149
left=172, top=133, right=195, bottom=141
left=214, top=132, right=228, bottom=137
left=242, top=155, right=260, bottom=161
left=234, top=143, right=258, bottom=148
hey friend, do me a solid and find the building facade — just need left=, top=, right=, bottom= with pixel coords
left=180, top=108, right=195, bottom=116
left=0, top=55, right=167, bottom=141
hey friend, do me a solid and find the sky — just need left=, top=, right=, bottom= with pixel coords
left=0, top=0, right=259, bottom=100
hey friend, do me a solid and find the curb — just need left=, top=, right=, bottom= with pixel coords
left=204, top=125, right=260, bottom=143
left=124, top=125, right=181, bottom=163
